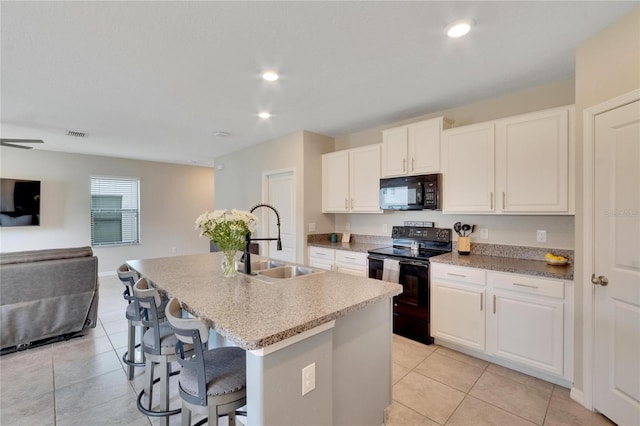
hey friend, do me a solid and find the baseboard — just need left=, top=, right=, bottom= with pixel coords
left=570, top=387, right=588, bottom=409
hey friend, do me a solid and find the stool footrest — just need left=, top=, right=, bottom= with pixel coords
left=136, top=371, right=182, bottom=418
left=122, top=344, right=145, bottom=368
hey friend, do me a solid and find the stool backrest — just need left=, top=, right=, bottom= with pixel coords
left=117, top=264, right=143, bottom=321
left=133, top=278, right=164, bottom=353
left=165, top=297, right=209, bottom=404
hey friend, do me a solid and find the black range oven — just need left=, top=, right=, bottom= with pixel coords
left=368, top=226, right=452, bottom=345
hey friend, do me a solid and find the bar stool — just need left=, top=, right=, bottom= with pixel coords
left=133, top=278, right=183, bottom=425
left=165, top=297, right=246, bottom=426
left=116, top=264, right=146, bottom=380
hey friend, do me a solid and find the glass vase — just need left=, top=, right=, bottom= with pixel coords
left=221, top=250, right=238, bottom=278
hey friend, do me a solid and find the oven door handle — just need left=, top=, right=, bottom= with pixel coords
left=398, top=260, right=429, bottom=267
left=367, top=255, right=387, bottom=261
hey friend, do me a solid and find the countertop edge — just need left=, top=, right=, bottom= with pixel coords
left=430, top=253, right=574, bottom=281
left=183, top=286, right=402, bottom=350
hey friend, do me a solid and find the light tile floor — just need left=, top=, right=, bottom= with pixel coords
left=0, top=275, right=615, bottom=425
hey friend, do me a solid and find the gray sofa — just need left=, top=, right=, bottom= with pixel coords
left=0, top=246, right=99, bottom=352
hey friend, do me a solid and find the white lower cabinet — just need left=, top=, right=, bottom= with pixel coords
left=335, top=250, right=368, bottom=277
left=308, top=246, right=368, bottom=277
left=431, top=263, right=572, bottom=382
left=308, top=246, right=335, bottom=271
left=431, top=264, right=486, bottom=351
left=486, top=272, right=565, bottom=376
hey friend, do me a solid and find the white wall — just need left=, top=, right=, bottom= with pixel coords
left=0, top=147, right=214, bottom=273
left=333, top=79, right=577, bottom=250
left=573, top=6, right=640, bottom=392
left=302, top=131, right=335, bottom=236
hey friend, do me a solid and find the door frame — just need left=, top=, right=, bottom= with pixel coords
left=261, top=167, right=297, bottom=260
left=581, top=88, right=640, bottom=410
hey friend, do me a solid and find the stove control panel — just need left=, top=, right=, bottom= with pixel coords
left=391, top=226, right=451, bottom=243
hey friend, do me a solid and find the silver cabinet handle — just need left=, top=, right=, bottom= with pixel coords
left=412, top=157, right=415, bottom=171
left=351, top=198, right=354, bottom=209
left=490, top=192, right=494, bottom=210
left=403, top=158, right=406, bottom=172
left=513, top=282, right=539, bottom=289
left=480, top=293, right=483, bottom=311
left=316, top=252, right=326, bottom=256
left=502, top=192, right=506, bottom=209
left=345, top=198, right=348, bottom=209
left=345, top=256, right=356, bottom=260
left=493, top=295, right=496, bottom=314
left=447, top=273, right=467, bottom=278
left=591, top=273, right=609, bottom=286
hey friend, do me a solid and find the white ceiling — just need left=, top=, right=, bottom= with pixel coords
left=1, top=1, right=636, bottom=166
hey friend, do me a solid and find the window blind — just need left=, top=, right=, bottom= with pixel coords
left=90, top=177, right=139, bottom=246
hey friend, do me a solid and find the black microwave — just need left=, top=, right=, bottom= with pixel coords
left=379, top=174, right=441, bottom=210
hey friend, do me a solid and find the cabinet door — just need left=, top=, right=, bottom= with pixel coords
left=442, top=123, right=495, bottom=212
left=381, top=127, right=408, bottom=178
left=309, top=259, right=334, bottom=271
left=409, top=118, right=441, bottom=174
left=322, top=151, right=350, bottom=212
left=497, top=108, right=569, bottom=212
left=487, top=290, right=564, bottom=375
left=335, top=264, right=367, bottom=277
left=431, top=280, right=485, bottom=351
left=350, top=145, right=381, bottom=212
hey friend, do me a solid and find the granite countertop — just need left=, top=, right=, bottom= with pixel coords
left=430, top=252, right=574, bottom=281
left=127, top=253, right=402, bottom=350
left=307, top=241, right=388, bottom=253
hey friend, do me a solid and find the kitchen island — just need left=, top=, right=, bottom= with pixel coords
left=127, top=252, right=402, bottom=426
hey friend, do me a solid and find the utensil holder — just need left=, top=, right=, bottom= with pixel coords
left=458, top=237, right=471, bottom=255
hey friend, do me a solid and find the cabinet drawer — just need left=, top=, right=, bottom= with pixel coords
left=335, top=250, right=367, bottom=266
left=431, top=263, right=486, bottom=285
left=309, top=246, right=336, bottom=260
left=490, top=272, right=564, bottom=299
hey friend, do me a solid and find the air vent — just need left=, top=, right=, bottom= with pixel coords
left=66, top=130, right=86, bottom=138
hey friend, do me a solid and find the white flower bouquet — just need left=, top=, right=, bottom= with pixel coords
left=195, top=209, right=258, bottom=277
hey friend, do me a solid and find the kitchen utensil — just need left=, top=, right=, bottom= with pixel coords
left=461, top=224, right=471, bottom=237
left=453, top=222, right=462, bottom=236
left=471, top=225, right=475, bottom=235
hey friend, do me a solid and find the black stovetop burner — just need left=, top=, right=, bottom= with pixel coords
left=368, top=225, right=452, bottom=261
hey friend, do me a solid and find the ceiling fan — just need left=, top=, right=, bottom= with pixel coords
left=0, top=138, right=44, bottom=149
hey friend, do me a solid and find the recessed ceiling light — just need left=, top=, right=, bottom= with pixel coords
left=262, top=71, right=279, bottom=82
left=258, top=112, right=271, bottom=119
left=446, top=19, right=473, bottom=38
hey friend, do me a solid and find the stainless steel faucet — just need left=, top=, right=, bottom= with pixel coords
left=243, top=203, right=283, bottom=274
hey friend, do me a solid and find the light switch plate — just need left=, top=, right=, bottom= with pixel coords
left=302, top=363, right=316, bottom=396
left=308, top=222, right=316, bottom=232
left=536, top=230, right=547, bottom=243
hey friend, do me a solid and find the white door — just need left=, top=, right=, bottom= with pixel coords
left=264, top=171, right=296, bottom=263
left=593, top=99, right=640, bottom=426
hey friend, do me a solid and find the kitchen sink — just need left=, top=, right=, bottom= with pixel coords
left=237, top=259, right=285, bottom=273
left=256, top=265, right=322, bottom=280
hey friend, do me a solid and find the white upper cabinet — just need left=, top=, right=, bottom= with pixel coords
left=349, top=145, right=382, bottom=212
left=496, top=107, right=570, bottom=213
left=322, top=145, right=381, bottom=214
left=442, top=122, right=496, bottom=212
left=322, top=150, right=350, bottom=212
left=442, top=105, right=574, bottom=214
left=381, top=117, right=451, bottom=178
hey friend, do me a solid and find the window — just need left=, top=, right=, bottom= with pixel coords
left=91, top=177, right=140, bottom=246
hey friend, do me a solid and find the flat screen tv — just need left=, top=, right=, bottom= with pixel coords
left=0, top=178, right=41, bottom=226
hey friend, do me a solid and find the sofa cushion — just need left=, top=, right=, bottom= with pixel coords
left=0, top=246, right=93, bottom=265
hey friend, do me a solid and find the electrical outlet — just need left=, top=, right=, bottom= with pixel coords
left=536, top=230, right=547, bottom=243
left=171, top=246, right=177, bottom=253
left=382, top=224, right=388, bottom=234
left=308, top=222, right=316, bottom=232
left=480, top=228, right=489, bottom=240
left=302, top=363, right=316, bottom=396
left=345, top=222, right=350, bottom=231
